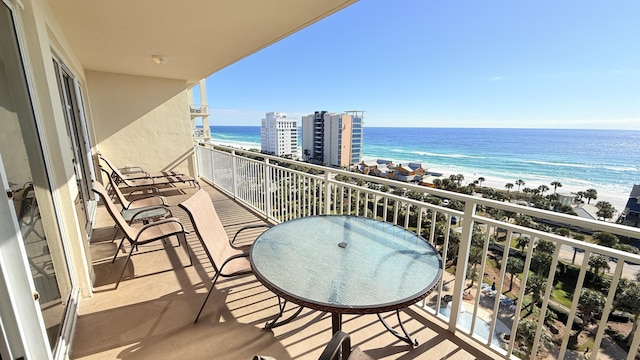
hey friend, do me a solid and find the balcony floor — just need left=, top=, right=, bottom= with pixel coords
left=71, top=184, right=497, bottom=360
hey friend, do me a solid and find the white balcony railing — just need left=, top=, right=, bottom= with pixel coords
left=194, top=143, right=640, bottom=360
left=189, top=104, right=209, bottom=116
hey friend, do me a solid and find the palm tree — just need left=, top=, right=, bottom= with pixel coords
left=550, top=181, right=562, bottom=194
left=571, top=234, right=585, bottom=264
left=506, top=257, right=524, bottom=293
left=455, top=173, right=464, bottom=186
left=477, top=176, right=485, bottom=187
left=537, top=184, right=549, bottom=196
left=516, top=235, right=530, bottom=252
left=515, top=179, right=525, bottom=194
left=584, top=188, right=598, bottom=204
left=505, top=183, right=514, bottom=193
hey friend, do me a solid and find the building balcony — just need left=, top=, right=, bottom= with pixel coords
left=73, top=145, right=640, bottom=360
left=189, top=104, right=209, bottom=116
left=74, top=183, right=495, bottom=359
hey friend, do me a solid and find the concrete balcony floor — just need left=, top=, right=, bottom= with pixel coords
left=71, top=184, right=496, bottom=360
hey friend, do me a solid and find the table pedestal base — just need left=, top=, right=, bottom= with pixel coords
left=377, top=311, right=418, bottom=346
left=264, top=297, right=304, bottom=330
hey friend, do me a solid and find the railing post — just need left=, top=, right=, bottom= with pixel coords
left=448, top=200, right=476, bottom=333
left=231, top=150, right=238, bottom=198
left=324, top=171, right=332, bottom=215
left=264, top=158, right=272, bottom=221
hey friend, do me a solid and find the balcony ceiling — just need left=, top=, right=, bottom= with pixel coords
left=48, top=0, right=358, bottom=84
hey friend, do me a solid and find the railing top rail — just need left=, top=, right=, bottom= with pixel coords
left=197, top=143, right=640, bottom=242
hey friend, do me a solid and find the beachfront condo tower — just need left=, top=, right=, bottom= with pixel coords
left=260, top=112, right=299, bottom=157
left=301, top=110, right=364, bottom=167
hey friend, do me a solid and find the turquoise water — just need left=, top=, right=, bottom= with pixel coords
left=439, top=305, right=504, bottom=345
left=208, top=126, right=640, bottom=210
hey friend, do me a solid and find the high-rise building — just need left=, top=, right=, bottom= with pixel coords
left=260, top=112, right=298, bottom=157
left=301, top=110, right=364, bottom=167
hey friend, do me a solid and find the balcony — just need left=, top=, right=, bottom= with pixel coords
left=73, top=145, right=640, bottom=360
left=189, top=104, right=209, bottom=116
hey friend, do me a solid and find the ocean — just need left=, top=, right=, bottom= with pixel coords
left=208, top=126, right=640, bottom=212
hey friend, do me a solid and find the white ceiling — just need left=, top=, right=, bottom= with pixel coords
left=49, top=0, right=358, bottom=84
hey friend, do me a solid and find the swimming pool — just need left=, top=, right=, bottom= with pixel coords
left=439, top=304, right=506, bottom=346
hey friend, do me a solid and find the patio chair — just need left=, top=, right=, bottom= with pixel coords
left=97, top=151, right=186, bottom=180
left=100, top=167, right=168, bottom=210
left=92, top=181, right=191, bottom=289
left=178, top=189, right=271, bottom=323
left=100, top=167, right=172, bottom=244
left=98, top=152, right=200, bottom=189
left=253, top=331, right=373, bottom=360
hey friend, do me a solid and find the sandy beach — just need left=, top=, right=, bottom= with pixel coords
left=209, top=140, right=630, bottom=214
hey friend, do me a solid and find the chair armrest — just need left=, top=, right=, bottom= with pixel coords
left=119, top=166, right=146, bottom=175
left=127, top=195, right=167, bottom=208
left=318, top=331, right=351, bottom=360
left=230, top=224, right=271, bottom=249
left=136, top=217, right=184, bottom=236
left=124, top=186, right=160, bottom=196
left=128, top=206, right=172, bottom=223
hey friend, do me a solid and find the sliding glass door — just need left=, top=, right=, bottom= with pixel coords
left=0, top=2, right=72, bottom=358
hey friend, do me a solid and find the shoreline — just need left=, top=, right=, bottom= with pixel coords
left=210, top=140, right=630, bottom=213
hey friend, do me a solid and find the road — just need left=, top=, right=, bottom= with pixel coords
left=558, top=244, right=639, bottom=281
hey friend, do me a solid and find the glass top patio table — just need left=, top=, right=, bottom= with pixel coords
left=250, top=215, right=443, bottom=343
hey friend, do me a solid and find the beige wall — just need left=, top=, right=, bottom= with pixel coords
left=86, top=71, right=194, bottom=176
left=339, top=115, right=353, bottom=167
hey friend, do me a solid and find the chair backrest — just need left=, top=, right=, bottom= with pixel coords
left=99, top=167, right=132, bottom=208
left=91, top=181, right=137, bottom=241
left=97, top=152, right=135, bottom=187
left=178, top=189, right=233, bottom=273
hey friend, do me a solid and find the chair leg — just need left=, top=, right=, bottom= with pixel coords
left=194, top=272, right=221, bottom=323
left=179, top=233, right=192, bottom=266
left=115, top=245, right=135, bottom=289
left=112, top=238, right=127, bottom=263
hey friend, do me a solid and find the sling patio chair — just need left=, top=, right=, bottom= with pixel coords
left=98, top=152, right=200, bottom=189
left=178, top=189, right=271, bottom=323
left=97, top=151, right=186, bottom=180
left=100, top=167, right=173, bottom=243
left=92, top=181, right=191, bottom=289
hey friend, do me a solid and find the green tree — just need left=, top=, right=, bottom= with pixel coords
left=516, top=235, right=530, bottom=252
left=477, top=176, right=485, bottom=187
left=593, top=232, right=619, bottom=248
left=505, top=183, right=514, bottom=193
left=615, top=282, right=640, bottom=346
left=571, top=234, right=586, bottom=264
left=584, top=188, right=598, bottom=204
left=466, top=265, right=479, bottom=289
left=550, top=181, right=563, bottom=194
left=588, top=254, right=610, bottom=276
left=515, top=179, right=525, bottom=194
left=526, top=274, right=547, bottom=311
left=516, top=318, right=553, bottom=360
left=595, top=201, right=616, bottom=221
left=578, top=288, right=605, bottom=330
left=538, top=184, right=549, bottom=196
left=506, top=256, right=524, bottom=293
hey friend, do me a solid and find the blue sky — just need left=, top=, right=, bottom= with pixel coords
left=201, top=0, right=640, bottom=129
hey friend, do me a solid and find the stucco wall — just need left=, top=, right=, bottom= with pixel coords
left=85, top=71, right=194, bottom=176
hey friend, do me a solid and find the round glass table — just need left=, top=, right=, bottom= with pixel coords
left=250, top=215, right=443, bottom=345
